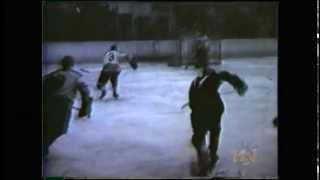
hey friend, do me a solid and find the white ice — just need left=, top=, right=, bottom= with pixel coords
left=43, top=57, right=277, bottom=178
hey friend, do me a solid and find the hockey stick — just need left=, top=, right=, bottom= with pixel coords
left=220, top=90, right=235, bottom=95
left=181, top=102, right=189, bottom=110
left=79, top=68, right=91, bottom=73
left=72, top=106, right=80, bottom=110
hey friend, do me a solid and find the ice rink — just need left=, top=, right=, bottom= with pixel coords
left=43, top=57, right=277, bottom=178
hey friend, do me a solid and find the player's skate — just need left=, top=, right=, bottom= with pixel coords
left=196, top=148, right=211, bottom=177
left=99, top=89, right=106, bottom=100
left=207, top=154, right=219, bottom=176
left=113, top=90, right=119, bottom=99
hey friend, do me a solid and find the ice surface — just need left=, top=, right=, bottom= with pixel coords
left=43, top=57, right=277, bottom=178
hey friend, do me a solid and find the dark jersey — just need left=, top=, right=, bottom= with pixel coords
left=44, top=69, right=89, bottom=101
left=189, top=71, right=248, bottom=111
left=43, top=68, right=91, bottom=152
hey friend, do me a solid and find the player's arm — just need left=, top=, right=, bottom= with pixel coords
left=117, top=51, right=129, bottom=61
left=117, top=52, right=138, bottom=70
left=188, top=78, right=198, bottom=109
left=124, top=53, right=139, bottom=70
left=219, top=71, right=248, bottom=96
left=76, top=80, right=92, bottom=118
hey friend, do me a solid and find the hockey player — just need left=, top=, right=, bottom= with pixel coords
left=96, top=44, right=136, bottom=100
left=43, top=56, right=92, bottom=158
left=188, top=68, right=248, bottom=176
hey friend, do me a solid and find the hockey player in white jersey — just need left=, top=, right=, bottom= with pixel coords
left=96, top=44, right=137, bottom=99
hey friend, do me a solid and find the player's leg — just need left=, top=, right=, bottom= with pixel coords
left=192, top=129, right=209, bottom=176
left=43, top=97, right=60, bottom=158
left=191, top=113, right=206, bottom=153
left=110, top=71, right=120, bottom=99
left=191, top=113, right=209, bottom=176
left=191, top=129, right=206, bottom=154
left=208, top=122, right=222, bottom=171
left=45, top=97, right=72, bottom=148
left=96, top=71, right=111, bottom=99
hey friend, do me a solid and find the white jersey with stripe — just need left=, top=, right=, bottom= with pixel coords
left=103, top=50, right=127, bottom=65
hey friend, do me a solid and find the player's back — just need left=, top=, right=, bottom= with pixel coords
left=104, top=50, right=120, bottom=65
left=189, top=72, right=224, bottom=111
left=47, top=69, right=82, bottom=100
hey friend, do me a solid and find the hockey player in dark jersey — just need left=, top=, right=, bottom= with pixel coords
left=96, top=44, right=137, bottom=100
left=43, top=56, right=92, bottom=158
left=188, top=68, right=248, bottom=176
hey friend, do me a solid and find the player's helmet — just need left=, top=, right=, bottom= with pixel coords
left=60, top=56, right=74, bottom=70
left=110, top=44, right=117, bottom=51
